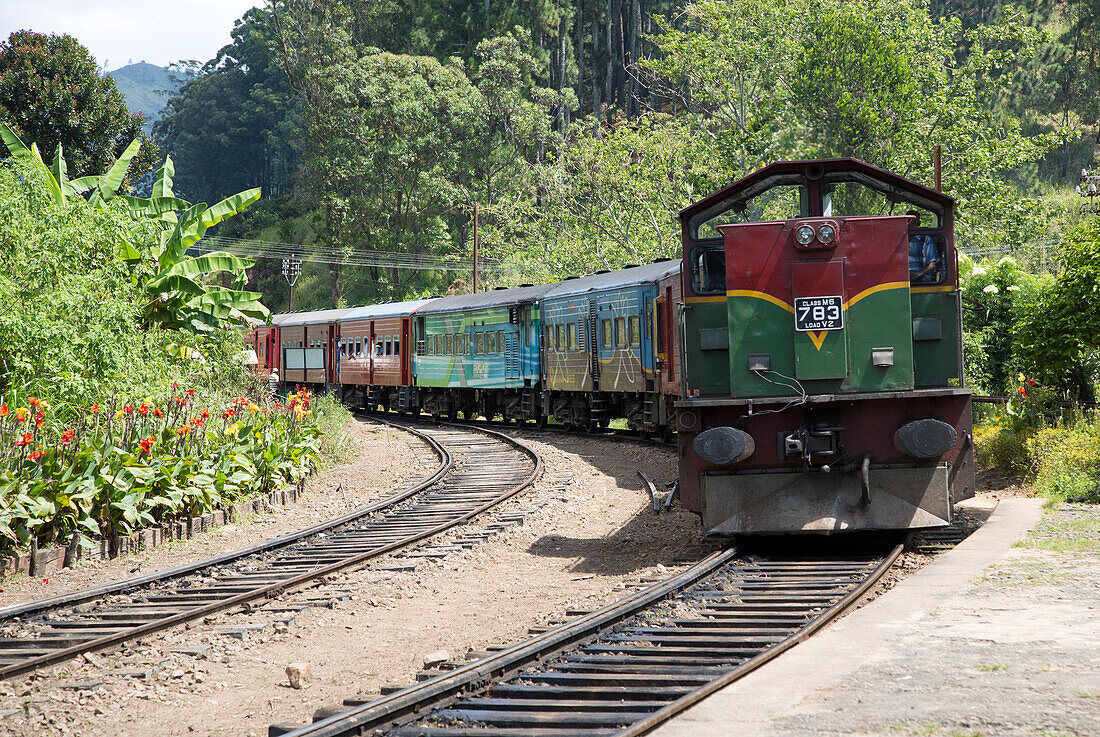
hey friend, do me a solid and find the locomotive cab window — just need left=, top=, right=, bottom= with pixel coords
left=690, top=246, right=726, bottom=295
left=691, top=175, right=807, bottom=240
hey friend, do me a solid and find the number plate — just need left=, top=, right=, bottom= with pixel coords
left=794, top=296, right=844, bottom=332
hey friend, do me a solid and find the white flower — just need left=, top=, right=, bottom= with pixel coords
left=982, top=284, right=999, bottom=294
left=971, top=267, right=988, bottom=277
left=1007, top=285, right=1022, bottom=292
left=997, top=256, right=1017, bottom=268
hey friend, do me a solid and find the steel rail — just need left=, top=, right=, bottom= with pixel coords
left=0, top=419, right=541, bottom=680
left=279, top=547, right=743, bottom=737
left=0, top=417, right=450, bottom=623
left=617, top=537, right=906, bottom=737
left=278, top=537, right=904, bottom=737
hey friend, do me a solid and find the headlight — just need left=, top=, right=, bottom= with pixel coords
left=678, top=411, right=698, bottom=430
left=795, top=225, right=815, bottom=245
left=816, top=224, right=836, bottom=244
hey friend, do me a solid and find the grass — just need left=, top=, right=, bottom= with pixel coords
left=1011, top=504, right=1100, bottom=554
left=977, top=662, right=1010, bottom=671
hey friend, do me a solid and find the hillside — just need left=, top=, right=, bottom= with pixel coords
left=108, top=62, right=183, bottom=132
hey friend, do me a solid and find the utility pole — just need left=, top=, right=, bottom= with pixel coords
left=282, top=254, right=302, bottom=310
left=472, top=203, right=479, bottom=294
left=933, top=145, right=942, bottom=192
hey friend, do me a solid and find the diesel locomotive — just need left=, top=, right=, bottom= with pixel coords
left=247, top=157, right=972, bottom=535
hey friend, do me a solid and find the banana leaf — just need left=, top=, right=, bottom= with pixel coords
left=88, top=139, right=142, bottom=207
left=199, top=188, right=261, bottom=231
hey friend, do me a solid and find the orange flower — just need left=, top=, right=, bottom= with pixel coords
left=61, top=429, right=75, bottom=446
left=154, top=408, right=163, bottom=418
left=175, top=424, right=192, bottom=436
left=27, top=397, right=40, bottom=408
left=139, top=435, right=156, bottom=454
left=122, top=405, right=133, bottom=415
left=27, top=450, right=46, bottom=462
left=1017, top=386, right=1027, bottom=397
left=138, top=403, right=149, bottom=416
left=13, top=407, right=28, bottom=423
left=89, top=403, right=99, bottom=414
left=0, top=403, right=7, bottom=417
left=14, top=432, right=32, bottom=447
left=186, top=388, right=196, bottom=396
left=222, top=408, right=236, bottom=419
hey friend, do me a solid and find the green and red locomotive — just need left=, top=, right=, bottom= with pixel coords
left=674, top=158, right=973, bottom=534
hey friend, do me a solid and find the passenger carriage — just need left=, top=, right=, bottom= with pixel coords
left=540, top=260, right=680, bottom=435
left=336, top=300, right=435, bottom=413
left=675, top=158, right=973, bottom=534
left=277, top=309, right=349, bottom=392
left=412, top=285, right=552, bottom=422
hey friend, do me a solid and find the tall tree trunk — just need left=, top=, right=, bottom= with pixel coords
left=560, top=22, right=569, bottom=129
left=629, top=0, right=640, bottom=117
left=606, top=0, right=614, bottom=110
left=592, top=2, right=602, bottom=133
left=614, top=0, right=626, bottom=113
left=576, top=0, right=585, bottom=115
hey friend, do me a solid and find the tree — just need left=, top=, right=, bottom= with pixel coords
left=0, top=31, right=157, bottom=187
left=154, top=8, right=303, bottom=204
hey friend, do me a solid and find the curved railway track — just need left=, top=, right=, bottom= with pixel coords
left=0, top=418, right=540, bottom=680
left=275, top=534, right=904, bottom=737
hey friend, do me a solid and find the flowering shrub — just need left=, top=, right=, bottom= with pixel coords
left=0, top=387, right=320, bottom=553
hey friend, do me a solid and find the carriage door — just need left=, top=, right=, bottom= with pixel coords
left=400, top=318, right=411, bottom=385
left=369, top=320, right=376, bottom=385
left=505, top=308, right=521, bottom=380
left=587, top=299, right=600, bottom=391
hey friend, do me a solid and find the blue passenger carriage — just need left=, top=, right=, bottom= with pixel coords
left=413, top=284, right=553, bottom=422
left=540, top=260, right=681, bottom=433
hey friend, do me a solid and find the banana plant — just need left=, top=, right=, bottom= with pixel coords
left=1, top=124, right=270, bottom=333
left=0, top=120, right=141, bottom=208
left=122, top=156, right=269, bottom=332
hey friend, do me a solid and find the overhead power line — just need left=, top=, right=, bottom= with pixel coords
left=193, top=235, right=506, bottom=273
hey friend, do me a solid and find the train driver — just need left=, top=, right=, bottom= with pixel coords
left=906, top=210, right=939, bottom=283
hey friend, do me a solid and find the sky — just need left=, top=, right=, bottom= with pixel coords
left=0, top=0, right=266, bottom=71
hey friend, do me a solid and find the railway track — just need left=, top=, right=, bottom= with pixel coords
left=275, top=534, right=905, bottom=737
left=0, top=418, right=540, bottom=680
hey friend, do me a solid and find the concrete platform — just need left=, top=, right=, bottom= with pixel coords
left=653, top=498, right=1100, bottom=737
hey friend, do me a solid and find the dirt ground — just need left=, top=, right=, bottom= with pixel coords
left=0, top=421, right=430, bottom=610
left=0, top=423, right=716, bottom=736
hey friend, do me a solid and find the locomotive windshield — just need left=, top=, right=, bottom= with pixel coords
left=821, top=173, right=942, bottom=227
left=692, top=174, right=808, bottom=240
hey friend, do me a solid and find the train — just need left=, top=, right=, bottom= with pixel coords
left=247, top=158, right=973, bottom=535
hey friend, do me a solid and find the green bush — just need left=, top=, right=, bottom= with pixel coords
left=1026, top=424, right=1100, bottom=503
left=0, top=387, right=321, bottom=551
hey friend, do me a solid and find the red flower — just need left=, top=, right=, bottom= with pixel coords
left=14, top=432, right=32, bottom=448
left=0, top=404, right=7, bottom=417
left=122, top=405, right=133, bottom=415
left=27, top=450, right=46, bottom=462
left=274, top=403, right=282, bottom=409
left=27, top=397, right=40, bottom=408
left=200, top=409, right=209, bottom=420
left=175, top=425, right=192, bottom=436
left=61, top=429, right=75, bottom=446
left=222, top=408, right=236, bottom=419
left=138, top=435, right=156, bottom=455
left=1027, top=378, right=1036, bottom=386
left=186, top=388, right=195, bottom=396
left=171, top=381, right=179, bottom=390
left=138, top=403, right=149, bottom=416
left=174, top=395, right=183, bottom=404
left=1017, top=386, right=1027, bottom=397
left=89, top=403, right=99, bottom=414
left=154, top=408, right=163, bottom=418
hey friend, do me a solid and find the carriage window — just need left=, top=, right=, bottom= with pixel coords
left=614, top=318, right=627, bottom=348
left=497, top=331, right=504, bottom=353
left=690, top=246, right=726, bottom=295
left=555, top=324, right=564, bottom=351
left=443, top=335, right=451, bottom=354
left=474, top=333, right=484, bottom=355
left=628, top=316, right=641, bottom=347
left=394, top=337, right=400, bottom=355
left=545, top=326, right=553, bottom=351
left=487, top=331, right=497, bottom=354
left=385, top=338, right=392, bottom=356
left=567, top=323, right=577, bottom=349
left=601, top=319, right=612, bottom=349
